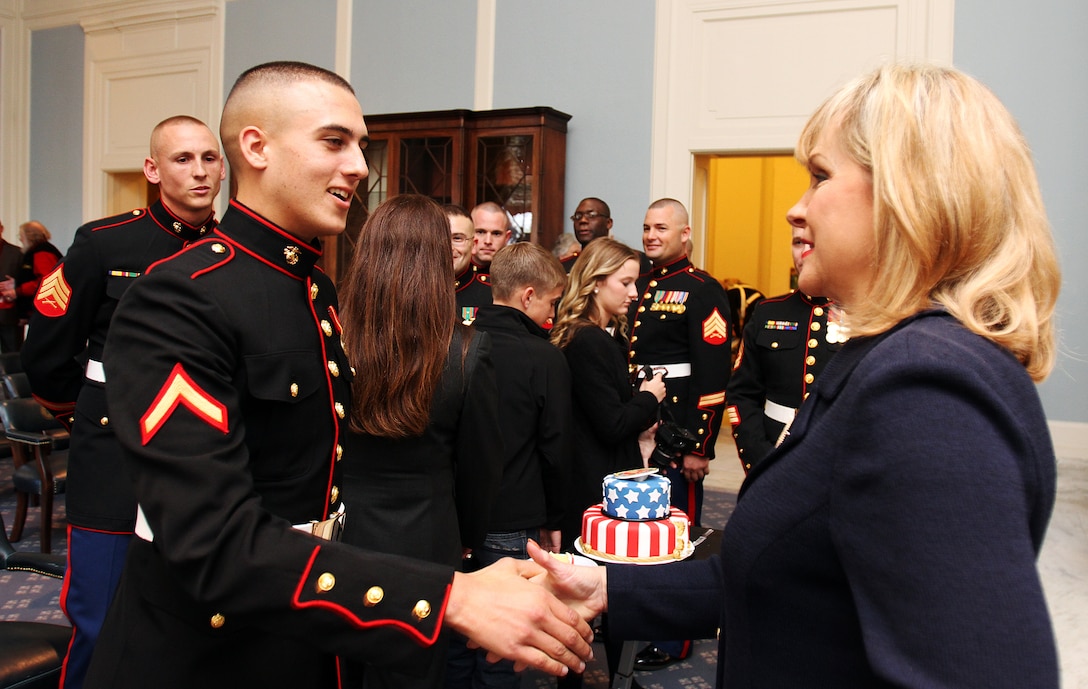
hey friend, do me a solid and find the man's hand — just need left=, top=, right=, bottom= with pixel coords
left=444, top=555, right=594, bottom=676
left=681, top=454, right=710, bottom=484
left=539, top=528, right=563, bottom=553
left=526, top=540, right=607, bottom=622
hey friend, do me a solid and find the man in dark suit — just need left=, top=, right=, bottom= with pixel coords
left=0, top=218, right=22, bottom=351
left=560, top=197, right=613, bottom=272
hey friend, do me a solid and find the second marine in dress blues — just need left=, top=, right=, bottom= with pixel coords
left=726, top=290, right=846, bottom=471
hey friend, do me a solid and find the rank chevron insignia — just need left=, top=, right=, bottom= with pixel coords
left=140, top=363, right=229, bottom=444
left=34, top=265, right=72, bottom=317
left=702, top=307, right=729, bottom=345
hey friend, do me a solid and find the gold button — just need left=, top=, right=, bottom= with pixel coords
left=698, top=429, right=704, bottom=435
left=630, top=336, right=638, bottom=343
left=695, top=442, right=701, bottom=449
left=335, top=402, right=345, bottom=419
left=413, top=600, right=432, bottom=620
left=809, top=339, right=819, bottom=348
left=321, top=320, right=333, bottom=337
left=328, top=361, right=340, bottom=377
left=365, top=586, right=384, bottom=606
left=806, top=356, right=816, bottom=365
left=99, top=416, right=109, bottom=426
left=638, top=306, right=646, bottom=313
left=644, top=293, right=652, bottom=300
left=672, top=396, right=679, bottom=404
left=744, top=463, right=751, bottom=470
left=290, top=382, right=299, bottom=398
left=702, top=414, right=708, bottom=421
left=211, top=243, right=226, bottom=254
left=330, top=486, right=340, bottom=503
left=659, top=314, right=667, bottom=320
left=132, top=210, right=141, bottom=216
left=210, top=613, right=225, bottom=629
left=805, top=373, right=815, bottom=384
left=811, top=322, right=821, bottom=332
left=310, top=283, right=320, bottom=300
left=336, top=444, right=343, bottom=461
left=659, top=268, right=667, bottom=276
left=316, top=572, right=336, bottom=592
left=350, top=366, right=357, bottom=376
left=814, top=307, right=824, bottom=317
left=634, top=321, right=641, bottom=327
left=771, top=342, right=779, bottom=349
left=649, top=280, right=658, bottom=288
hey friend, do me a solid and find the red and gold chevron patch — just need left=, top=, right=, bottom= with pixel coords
left=702, top=308, right=728, bottom=345
left=34, top=265, right=72, bottom=317
left=140, top=363, right=229, bottom=444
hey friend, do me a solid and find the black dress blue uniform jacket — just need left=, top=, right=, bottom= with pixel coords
left=608, top=310, right=1058, bottom=688
left=86, top=201, right=455, bottom=689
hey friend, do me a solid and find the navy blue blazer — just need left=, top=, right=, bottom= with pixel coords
left=608, top=310, right=1058, bottom=688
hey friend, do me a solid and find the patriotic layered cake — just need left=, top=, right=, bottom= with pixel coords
left=578, top=468, right=691, bottom=563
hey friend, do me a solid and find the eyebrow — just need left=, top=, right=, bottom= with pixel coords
left=320, top=124, right=370, bottom=145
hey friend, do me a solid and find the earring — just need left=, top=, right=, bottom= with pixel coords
left=593, top=288, right=599, bottom=294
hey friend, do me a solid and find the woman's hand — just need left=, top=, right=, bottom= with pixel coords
left=525, top=540, right=608, bottom=622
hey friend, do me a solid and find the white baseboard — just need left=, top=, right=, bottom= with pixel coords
left=1050, top=420, right=1088, bottom=460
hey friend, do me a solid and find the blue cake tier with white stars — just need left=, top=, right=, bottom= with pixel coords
left=602, top=468, right=671, bottom=521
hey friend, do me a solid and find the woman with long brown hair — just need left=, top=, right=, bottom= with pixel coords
left=338, top=194, right=502, bottom=689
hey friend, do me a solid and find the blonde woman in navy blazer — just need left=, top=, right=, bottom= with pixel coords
left=529, top=63, right=1061, bottom=689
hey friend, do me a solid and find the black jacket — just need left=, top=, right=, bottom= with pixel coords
left=473, top=304, right=571, bottom=531
left=559, top=322, right=658, bottom=546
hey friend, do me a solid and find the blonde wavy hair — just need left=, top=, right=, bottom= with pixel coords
left=551, top=237, right=640, bottom=349
left=796, top=62, right=1060, bottom=381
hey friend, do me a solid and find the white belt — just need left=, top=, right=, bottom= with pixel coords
left=644, top=363, right=692, bottom=378
left=134, top=502, right=346, bottom=542
left=85, top=359, right=106, bottom=383
left=764, top=399, right=797, bottom=425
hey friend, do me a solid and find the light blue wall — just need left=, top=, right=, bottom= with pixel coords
left=29, top=25, right=84, bottom=255
left=351, top=0, right=477, bottom=114
left=493, top=0, right=655, bottom=249
left=223, top=0, right=338, bottom=98
left=953, top=0, right=1088, bottom=422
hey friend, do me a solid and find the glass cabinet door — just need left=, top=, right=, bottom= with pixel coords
left=475, top=134, right=534, bottom=242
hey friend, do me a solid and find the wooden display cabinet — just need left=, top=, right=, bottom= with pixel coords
left=326, top=106, right=570, bottom=286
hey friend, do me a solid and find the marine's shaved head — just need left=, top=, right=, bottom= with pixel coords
left=221, top=61, right=356, bottom=170
left=150, top=115, right=211, bottom=159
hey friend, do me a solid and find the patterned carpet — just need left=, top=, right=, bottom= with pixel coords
left=0, top=449, right=68, bottom=625
left=0, top=455, right=735, bottom=688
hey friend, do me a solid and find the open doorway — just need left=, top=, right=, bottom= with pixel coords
left=697, top=153, right=808, bottom=299
left=106, top=171, right=159, bottom=216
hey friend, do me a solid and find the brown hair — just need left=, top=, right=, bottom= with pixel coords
left=551, top=237, right=640, bottom=349
left=796, top=63, right=1060, bottom=380
left=340, top=195, right=456, bottom=437
left=490, top=242, right=567, bottom=301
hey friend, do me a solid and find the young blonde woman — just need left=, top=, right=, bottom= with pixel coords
left=533, top=62, right=1061, bottom=689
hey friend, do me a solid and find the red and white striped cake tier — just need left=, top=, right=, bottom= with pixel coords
left=579, top=504, right=690, bottom=563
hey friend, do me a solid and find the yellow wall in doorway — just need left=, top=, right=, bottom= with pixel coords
left=705, top=155, right=808, bottom=298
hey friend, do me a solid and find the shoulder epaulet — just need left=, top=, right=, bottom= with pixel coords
left=145, top=237, right=235, bottom=280
left=86, top=208, right=148, bottom=233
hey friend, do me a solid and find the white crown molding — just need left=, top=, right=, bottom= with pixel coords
left=21, top=0, right=217, bottom=31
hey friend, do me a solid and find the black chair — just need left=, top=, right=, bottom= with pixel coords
left=0, top=513, right=69, bottom=689
left=0, top=399, right=69, bottom=553
left=1, top=372, right=32, bottom=400
left=0, top=352, right=23, bottom=375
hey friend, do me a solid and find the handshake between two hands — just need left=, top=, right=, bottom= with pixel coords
left=444, top=539, right=608, bottom=678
